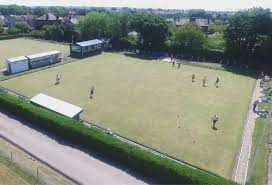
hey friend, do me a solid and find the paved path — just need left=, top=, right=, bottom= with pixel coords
left=0, top=111, right=147, bottom=185
left=233, top=79, right=264, bottom=185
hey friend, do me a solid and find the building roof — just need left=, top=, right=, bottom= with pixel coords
left=26, top=51, right=60, bottom=59
left=6, top=56, right=28, bottom=63
left=30, top=93, right=83, bottom=118
left=75, top=39, right=103, bottom=47
left=195, top=19, right=209, bottom=27
left=37, top=13, right=58, bottom=21
left=175, top=18, right=190, bottom=26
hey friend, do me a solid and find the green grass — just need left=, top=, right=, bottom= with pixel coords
left=248, top=81, right=272, bottom=185
left=248, top=118, right=268, bottom=185
left=0, top=38, right=69, bottom=69
left=0, top=52, right=255, bottom=178
left=0, top=163, right=29, bottom=185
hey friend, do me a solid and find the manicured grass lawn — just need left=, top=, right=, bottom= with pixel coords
left=0, top=38, right=69, bottom=69
left=0, top=52, right=255, bottom=178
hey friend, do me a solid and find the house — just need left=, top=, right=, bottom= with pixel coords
left=0, top=15, right=4, bottom=23
left=19, top=15, right=36, bottom=29
left=35, top=13, right=62, bottom=29
left=175, top=18, right=191, bottom=27
left=4, top=15, right=17, bottom=27
left=195, top=18, right=211, bottom=32
left=63, top=15, right=81, bottom=25
left=70, top=39, right=103, bottom=58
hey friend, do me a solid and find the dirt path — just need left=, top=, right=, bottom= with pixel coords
left=0, top=111, right=147, bottom=185
left=233, top=79, right=264, bottom=185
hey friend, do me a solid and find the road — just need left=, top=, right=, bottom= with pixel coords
left=0, top=111, right=147, bottom=185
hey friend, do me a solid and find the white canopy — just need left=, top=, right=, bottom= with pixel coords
left=30, top=93, right=83, bottom=118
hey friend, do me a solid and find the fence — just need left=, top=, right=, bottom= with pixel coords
left=0, top=86, right=221, bottom=179
left=0, top=134, right=77, bottom=185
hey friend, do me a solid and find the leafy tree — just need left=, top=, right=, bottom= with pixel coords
left=77, top=12, right=133, bottom=48
left=131, top=13, right=170, bottom=51
left=224, top=8, right=272, bottom=62
left=33, top=7, right=48, bottom=16
left=205, top=33, right=226, bottom=50
left=42, top=25, right=64, bottom=41
left=15, top=21, right=30, bottom=34
left=208, top=21, right=226, bottom=34
left=169, top=23, right=207, bottom=53
left=77, top=12, right=111, bottom=40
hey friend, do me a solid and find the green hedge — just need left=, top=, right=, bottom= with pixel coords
left=0, top=93, right=236, bottom=185
left=0, top=35, right=20, bottom=40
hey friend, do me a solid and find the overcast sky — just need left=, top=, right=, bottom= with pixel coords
left=0, top=0, right=271, bottom=11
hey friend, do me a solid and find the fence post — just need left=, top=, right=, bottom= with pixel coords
left=34, top=167, right=39, bottom=185
left=10, top=151, right=13, bottom=165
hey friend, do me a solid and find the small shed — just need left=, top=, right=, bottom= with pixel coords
left=6, top=56, right=29, bottom=74
left=26, top=51, right=61, bottom=69
left=30, top=93, right=83, bottom=119
left=70, top=39, right=103, bottom=58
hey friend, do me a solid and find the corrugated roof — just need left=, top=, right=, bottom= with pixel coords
left=26, top=51, right=60, bottom=59
left=75, top=39, right=103, bottom=47
left=6, top=56, right=28, bottom=63
left=30, top=93, right=83, bottom=118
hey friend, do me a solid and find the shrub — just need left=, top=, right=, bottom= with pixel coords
left=0, top=93, right=236, bottom=185
left=7, top=27, right=20, bottom=35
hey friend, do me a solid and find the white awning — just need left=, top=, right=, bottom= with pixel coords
left=30, top=93, right=83, bottom=118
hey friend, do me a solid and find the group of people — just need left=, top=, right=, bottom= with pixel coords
left=171, top=57, right=181, bottom=69
left=54, top=74, right=96, bottom=99
left=192, top=74, right=220, bottom=88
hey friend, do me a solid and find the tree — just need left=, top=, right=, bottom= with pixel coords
left=33, top=7, right=48, bottom=16
left=15, top=21, right=30, bottom=34
left=131, top=13, right=170, bottom=51
left=77, top=12, right=111, bottom=40
left=42, top=25, right=64, bottom=41
left=224, top=8, right=272, bottom=63
left=77, top=12, right=133, bottom=48
left=169, top=23, right=207, bottom=53
left=208, top=21, right=226, bottom=34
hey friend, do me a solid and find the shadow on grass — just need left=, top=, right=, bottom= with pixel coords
left=1, top=110, right=156, bottom=185
left=123, top=52, right=258, bottom=78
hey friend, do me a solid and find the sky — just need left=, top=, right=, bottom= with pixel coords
left=0, top=0, right=271, bottom=11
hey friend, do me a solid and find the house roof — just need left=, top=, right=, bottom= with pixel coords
left=195, top=19, right=209, bottom=27
left=6, top=56, right=28, bottom=63
left=37, top=13, right=58, bottom=21
left=26, top=51, right=60, bottom=59
left=30, top=93, right=83, bottom=118
left=175, top=18, right=190, bottom=26
left=75, top=39, right=103, bottom=47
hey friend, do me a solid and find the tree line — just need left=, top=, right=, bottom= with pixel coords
left=1, top=6, right=272, bottom=65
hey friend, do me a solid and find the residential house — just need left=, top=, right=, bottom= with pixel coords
left=35, top=13, right=62, bottom=29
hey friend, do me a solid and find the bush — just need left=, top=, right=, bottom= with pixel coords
left=28, top=30, right=45, bottom=39
left=0, top=93, right=236, bottom=185
left=0, top=27, right=4, bottom=34
left=0, top=34, right=20, bottom=40
left=7, top=27, right=20, bottom=35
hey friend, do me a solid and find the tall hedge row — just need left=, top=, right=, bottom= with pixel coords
left=0, top=93, right=236, bottom=185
